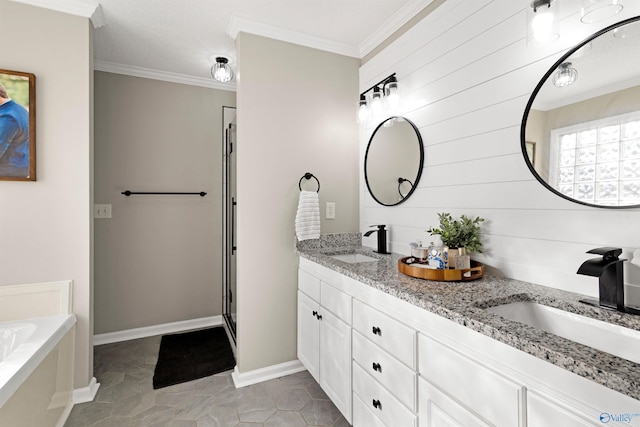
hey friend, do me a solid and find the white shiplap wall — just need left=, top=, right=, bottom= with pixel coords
left=360, top=0, right=640, bottom=301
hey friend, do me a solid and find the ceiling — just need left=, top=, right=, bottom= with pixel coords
left=12, top=0, right=434, bottom=90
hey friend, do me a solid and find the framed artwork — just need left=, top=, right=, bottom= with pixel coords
left=0, top=69, right=36, bottom=181
left=525, top=140, right=536, bottom=167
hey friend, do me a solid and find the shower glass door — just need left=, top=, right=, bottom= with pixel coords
left=223, top=106, right=237, bottom=341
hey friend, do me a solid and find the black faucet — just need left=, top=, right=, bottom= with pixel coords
left=577, top=247, right=640, bottom=315
left=363, top=225, right=390, bottom=254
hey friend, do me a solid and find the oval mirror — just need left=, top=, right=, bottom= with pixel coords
left=365, top=116, right=424, bottom=206
left=522, top=16, right=640, bottom=208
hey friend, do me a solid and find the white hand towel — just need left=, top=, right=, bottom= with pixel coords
left=295, top=190, right=321, bottom=241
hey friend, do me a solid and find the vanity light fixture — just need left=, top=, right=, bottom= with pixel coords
left=529, top=0, right=559, bottom=43
left=580, top=0, right=623, bottom=23
left=553, top=62, right=578, bottom=87
left=211, top=57, right=234, bottom=82
left=357, top=73, right=399, bottom=123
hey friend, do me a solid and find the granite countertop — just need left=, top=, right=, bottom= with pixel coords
left=297, top=244, right=640, bottom=401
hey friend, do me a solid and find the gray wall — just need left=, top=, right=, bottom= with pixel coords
left=235, top=33, right=360, bottom=372
left=94, top=72, right=235, bottom=334
left=0, top=0, right=93, bottom=389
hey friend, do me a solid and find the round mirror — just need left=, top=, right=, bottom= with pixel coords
left=522, top=16, right=640, bottom=208
left=365, top=116, right=424, bottom=206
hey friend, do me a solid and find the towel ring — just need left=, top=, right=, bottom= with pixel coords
left=398, top=177, right=413, bottom=199
left=299, top=172, right=320, bottom=192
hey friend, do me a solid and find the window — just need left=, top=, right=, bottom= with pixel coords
left=550, top=112, right=640, bottom=206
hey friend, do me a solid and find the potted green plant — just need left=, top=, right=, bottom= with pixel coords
left=427, top=213, right=484, bottom=268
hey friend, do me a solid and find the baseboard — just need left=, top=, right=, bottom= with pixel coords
left=73, top=376, right=100, bottom=404
left=93, top=315, right=223, bottom=345
left=231, top=360, right=306, bottom=388
left=54, top=402, right=74, bottom=427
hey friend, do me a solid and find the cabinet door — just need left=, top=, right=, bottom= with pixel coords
left=319, top=309, right=352, bottom=423
left=419, top=378, right=491, bottom=427
left=419, top=334, right=523, bottom=426
left=298, top=290, right=320, bottom=382
left=528, top=392, right=595, bottom=427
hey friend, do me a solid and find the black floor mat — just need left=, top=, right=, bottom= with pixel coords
left=152, top=327, right=235, bottom=389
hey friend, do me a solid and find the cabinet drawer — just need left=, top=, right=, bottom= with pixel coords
left=353, top=363, right=417, bottom=427
left=353, top=331, right=416, bottom=411
left=298, top=269, right=320, bottom=301
left=321, top=281, right=351, bottom=324
left=353, top=393, right=387, bottom=427
left=419, top=334, right=523, bottom=426
left=353, top=300, right=416, bottom=368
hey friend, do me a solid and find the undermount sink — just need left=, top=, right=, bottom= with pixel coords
left=486, top=301, right=640, bottom=364
left=329, top=253, right=380, bottom=264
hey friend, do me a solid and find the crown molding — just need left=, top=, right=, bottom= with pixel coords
left=227, top=15, right=360, bottom=58
left=358, top=0, right=436, bottom=57
left=94, top=61, right=237, bottom=92
left=8, top=0, right=105, bottom=28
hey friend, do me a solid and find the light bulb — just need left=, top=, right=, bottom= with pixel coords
left=371, top=86, right=382, bottom=115
left=532, top=10, right=555, bottom=42
left=358, top=95, right=369, bottom=122
left=529, top=0, right=559, bottom=43
left=211, top=57, right=234, bottom=83
left=385, top=77, right=400, bottom=109
left=553, top=62, right=578, bottom=87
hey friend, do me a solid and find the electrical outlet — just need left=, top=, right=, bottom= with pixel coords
left=94, top=204, right=112, bottom=219
left=326, top=202, right=336, bottom=220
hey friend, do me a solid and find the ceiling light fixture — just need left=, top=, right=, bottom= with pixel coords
left=529, top=0, right=559, bottom=43
left=553, top=62, right=578, bottom=87
left=580, top=0, right=623, bottom=23
left=357, top=73, right=399, bottom=123
left=211, top=57, right=234, bottom=83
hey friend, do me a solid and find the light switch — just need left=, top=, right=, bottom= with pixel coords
left=94, top=204, right=112, bottom=219
left=326, top=202, right=336, bottom=220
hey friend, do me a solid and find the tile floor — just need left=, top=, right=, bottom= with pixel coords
left=65, top=335, right=350, bottom=427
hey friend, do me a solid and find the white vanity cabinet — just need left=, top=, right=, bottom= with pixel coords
left=297, top=268, right=352, bottom=422
left=298, top=257, right=640, bottom=427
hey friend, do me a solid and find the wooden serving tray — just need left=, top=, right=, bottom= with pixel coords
left=398, top=257, right=484, bottom=282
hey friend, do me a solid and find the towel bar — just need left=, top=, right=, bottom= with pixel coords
left=121, top=191, right=207, bottom=197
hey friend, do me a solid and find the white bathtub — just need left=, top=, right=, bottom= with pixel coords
left=0, top=314, right=76, bottom=409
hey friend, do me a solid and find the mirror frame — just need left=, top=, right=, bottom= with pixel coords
left=521, top=15, right=640, bottom=209
left=364, top=116, right=424, bottom=207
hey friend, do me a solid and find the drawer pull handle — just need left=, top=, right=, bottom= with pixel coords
left=316, top=313, right=323, bottom=320
left=372, top=326, right=382, bottom=336
left=372, top=399, right=382, bottom=410
left=312, top=310, right=317, bottom=317
left=372, top=362, right=381, bottom=372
